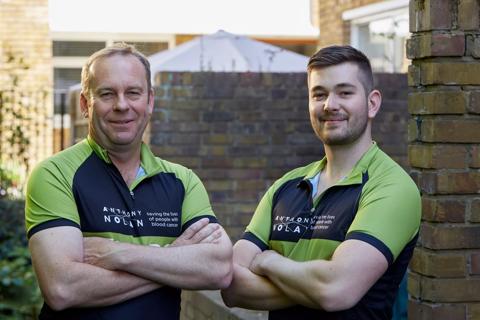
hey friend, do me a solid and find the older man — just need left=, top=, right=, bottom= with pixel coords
left=26, top=43, right=232, bottom=320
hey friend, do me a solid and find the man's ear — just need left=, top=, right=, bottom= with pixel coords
left=147, top=88, right=154, bottom=115
left=367, top=89, right=382, bottom=119
left=80, top=92, right=89, bottom=118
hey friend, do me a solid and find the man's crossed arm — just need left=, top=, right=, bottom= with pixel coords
left=29, top=218, right=232, bottom=311
left=221, top=239, right=388, bottom=312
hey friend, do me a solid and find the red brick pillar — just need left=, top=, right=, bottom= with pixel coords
left=407, top=0, right=480, bottom=319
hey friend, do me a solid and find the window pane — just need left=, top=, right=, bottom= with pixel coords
left=53, top=41, right=106, bottom=57
left=355, top=14, right=409, bottom=73
left=54, top=68, right=81, bottom=90
left=53, top=68, right=81, bottom=113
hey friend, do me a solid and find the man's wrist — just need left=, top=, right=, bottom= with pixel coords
left=262, top=251, right=281, bottom=274
left=110, top=242, right=134, bottom=269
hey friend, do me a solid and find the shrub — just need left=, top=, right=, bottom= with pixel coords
left=0, top=199, right=42, bottom=319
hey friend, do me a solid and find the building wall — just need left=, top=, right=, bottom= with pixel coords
left=407, top=0, right=480, bottom=319
left=313, top=0, right=382, bottom=47
left=150, top=71, right=408, bottom=241
left=372, top=72, right=409, bottom=167
left=0, top=0, right=53, bottom=180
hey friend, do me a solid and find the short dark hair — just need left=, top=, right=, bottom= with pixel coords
left=307, top=45, right=374, bottom=94
left=81, top=42, right=151, bottom=98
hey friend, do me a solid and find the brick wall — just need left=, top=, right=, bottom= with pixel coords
left=373, top=73, right=409, bottom=168
left=314, top=0, right=382, bottom=47
left=150, top=71, right=408, bottom=241
left=151, top=72, right=318, bottom=240
left=0, top=0, right=53, bottom=181
left=407, top=0, right=480, bottom=319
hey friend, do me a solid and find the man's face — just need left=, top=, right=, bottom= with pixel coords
left=81, top=54, right=153, bottom=150
left=308, top=62, right=372, bottom=146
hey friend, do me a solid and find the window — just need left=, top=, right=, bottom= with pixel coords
left=53, top=68, right=81, bottom=113
left=53, top=41, right=106, bottom=57
left=343, top=0, right=409, bottom=73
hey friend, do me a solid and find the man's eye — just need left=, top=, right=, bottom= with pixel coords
left=340, top=91, right=353, bottom=97
left=100, top=92, right=113, bottom=98
left=127, top=91, right=141, bottom=96
left=312, top=93, right=326, bottom=100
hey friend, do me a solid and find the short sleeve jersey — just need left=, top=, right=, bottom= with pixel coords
left=25, top=137, right=217, bottom=320
left=243, top=143, right=421, bottom=320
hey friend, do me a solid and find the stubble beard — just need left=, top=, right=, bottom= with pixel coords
left=313, top=111, right=369, bottom=146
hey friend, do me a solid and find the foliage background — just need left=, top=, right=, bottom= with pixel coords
left=0, top=38, right=46, bottom=318
left=0, top=197, right=42, bottom=320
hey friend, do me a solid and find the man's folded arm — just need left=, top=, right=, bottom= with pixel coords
left=250, top=239, right=389, bottom=311
left=83, top=220, right=233, bottom=290
left=29, top=226, right=160, bottom=311
left=221, top=239, right=295, bottom=310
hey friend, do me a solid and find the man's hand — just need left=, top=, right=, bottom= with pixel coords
left=83, top=237, right=122, bottom=270
left=171, top=218, right=222, bottom=247
left=249, top=250, right=281, bottom=276
left=221, top=241, right=295, bottom=310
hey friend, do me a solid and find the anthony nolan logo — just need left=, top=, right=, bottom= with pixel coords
left=103, top=207, right=144, bottom=228
left=272, top=216, right=313, bottom=234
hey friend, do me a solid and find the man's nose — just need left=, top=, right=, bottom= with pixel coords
left=114, top=94, right=129, bottom=111
left=324, top=93, right=339, bottom=112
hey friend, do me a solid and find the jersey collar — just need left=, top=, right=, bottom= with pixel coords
left=303, top=142, right=379, bottom=185
left=86, top=135, right=160, bottom=175
left=86, top=136, right=111, bottom=163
